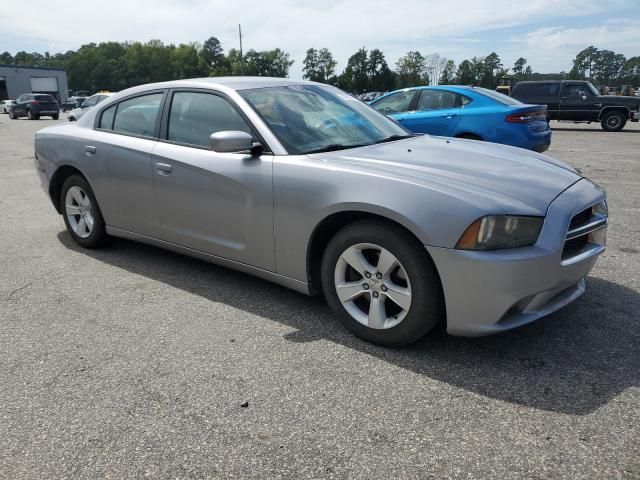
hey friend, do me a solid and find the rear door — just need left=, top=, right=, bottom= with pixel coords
left=89, top=91, right=166, bottom=237
left=560, top=83, right=599, bottom=121
left=399, top=89, right=462, bottom=136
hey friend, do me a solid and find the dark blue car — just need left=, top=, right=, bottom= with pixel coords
left=369, top=85, right=551, bottom=152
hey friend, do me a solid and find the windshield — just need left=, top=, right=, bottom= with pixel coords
left=239, top=85, right=410, bottom=154
left=585, top=82, right=600, bottom=96
left=474, top=87, right=523, bottom=105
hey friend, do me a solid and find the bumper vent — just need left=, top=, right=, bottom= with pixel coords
left=561, top=202, right=607, bottom=265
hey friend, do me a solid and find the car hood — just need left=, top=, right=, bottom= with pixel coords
left=597, top=95, right=640, bottom=107
left=311, top=135, right=581, bottom=215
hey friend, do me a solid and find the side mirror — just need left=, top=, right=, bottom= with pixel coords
left=209, top=131, right=263, bottom=155
left=581, top=95, right=588, bottom=101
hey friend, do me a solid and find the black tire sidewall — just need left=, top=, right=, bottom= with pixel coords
left=321, top=220, right=444, bottom=347
left=601, top=111, right=626, bottom=132
left=60, top=175, right=108, bottom=248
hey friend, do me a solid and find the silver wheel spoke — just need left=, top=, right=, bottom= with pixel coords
left=384, top=284, right=412, bottom=310
left=70, top=188, right=84, bottom=206
left=77, top=217, right=87, bottom=235
left=341, top=246, right=374, bottom=277
left=367, top=296, right=386, bottom=329
left=65, top=204, right=81, bottom=216
left=376, top=248, right=398, bottom=276
left=336, top=281, right=367, bottom=303
left=85, top=214, right=94, bottom=230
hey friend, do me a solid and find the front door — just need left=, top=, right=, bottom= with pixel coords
left=396, top=89, right=462, bottom=136
left=151, top=90, right=275, bottom=271
left=560, top=83, right=599, bottom=121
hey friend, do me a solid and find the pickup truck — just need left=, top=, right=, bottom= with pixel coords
left=511, top=80, right=640, bottom=131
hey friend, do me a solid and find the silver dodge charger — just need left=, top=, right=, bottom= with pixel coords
left=34, top=77, right=608, bottom=346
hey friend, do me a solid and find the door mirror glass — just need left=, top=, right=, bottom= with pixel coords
left=209, top=131, right=257, bottom=153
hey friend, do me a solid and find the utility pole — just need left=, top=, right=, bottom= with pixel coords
left=239, top=24, right=244, bottom=75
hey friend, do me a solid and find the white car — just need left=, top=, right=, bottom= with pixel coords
left=1, top=99, right=15, bottom=113
left=68, top=93, right=114, bottom=121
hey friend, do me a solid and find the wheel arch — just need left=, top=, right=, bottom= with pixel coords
left=49, top=164, right=92, bottom=214
left=599, top=106, right=630, bottom=120
left=454, top=132, right=484, bottom=141
left=305, top=209, right=437, bottom=295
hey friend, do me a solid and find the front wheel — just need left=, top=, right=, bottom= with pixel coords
left=601, top=111, right=627, bottom=132
left=60, top=175, right=109, bottom=248
left=321, top=220, right=444, bottom=347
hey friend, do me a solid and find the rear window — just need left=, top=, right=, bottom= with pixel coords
left=475, top=87, right=523, bottom=105
left=513, top=83, right=559, bottom=97
left=34, top=94, right=55, bottom=101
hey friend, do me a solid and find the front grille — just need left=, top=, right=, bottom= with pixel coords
left=561, top=202, right=607, bottom=263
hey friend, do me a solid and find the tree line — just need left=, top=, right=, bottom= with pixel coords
left=1, top=39, right=638, bottom=94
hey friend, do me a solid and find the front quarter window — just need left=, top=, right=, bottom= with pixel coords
left=370, top=90, right=416, bottom=114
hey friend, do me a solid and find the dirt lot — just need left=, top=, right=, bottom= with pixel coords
left=1, top=113, right=639, bottom=479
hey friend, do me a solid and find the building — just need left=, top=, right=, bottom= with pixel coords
left=0, top=64, right=69, bottom=102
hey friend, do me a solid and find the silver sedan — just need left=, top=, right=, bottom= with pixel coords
left=34, top=78, right=607, bottom=346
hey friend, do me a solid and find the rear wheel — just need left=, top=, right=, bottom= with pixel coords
left=321, top=220, right=443, bottom=347
left=60, top=175, right=108, bottom=249
left=9, top=110, right=16, bottom=119
left=601, top=111, right=627, bottom=132
left=52, top=114, right=59, bottom=120
left=27, top=109, right=39, bottom=120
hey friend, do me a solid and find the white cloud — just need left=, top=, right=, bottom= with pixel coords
left=1, top=0, right=638, bottom=77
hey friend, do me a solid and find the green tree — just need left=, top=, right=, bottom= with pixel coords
left=439, top=59, right=456, bottom=85
left=0, top=51, right=13, bottom=64
left=317, top=48, right=337, bottom=83
left=302, top=48, right=320, bottom=81
left=368, top=48, right=394, bottom=91
left=201, top=36, right=225, bottom=70
left=512, top=57, right=527, bottom=79
left=340, top=48, right=369, bottom=92
left=395, top=51, right=427, bottom=88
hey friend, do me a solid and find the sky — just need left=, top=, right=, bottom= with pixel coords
left=1, top=0, right=638, bottom=79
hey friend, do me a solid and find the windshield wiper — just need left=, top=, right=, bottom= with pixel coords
left=374, top=134, right=414, bottom=144
left=304, top=143, right=367, bottom=154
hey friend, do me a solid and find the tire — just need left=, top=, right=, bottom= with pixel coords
left=60, top=175, right=108, bottom=249
left=321, top=220, right=444, bottom=347
left=9, top=111, right=16, bottom=120
left=52, top=114, right=59, bottom=120
left=68, top=116, right=76, bottom=122
left=27, top=109, right=39, bottom=120
left=600, top=111, right=627, bottom=132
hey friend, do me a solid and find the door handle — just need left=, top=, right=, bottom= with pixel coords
left=155, top=163, right=172, bottom=175
left=85, top=145, right=96, bottom=156
left=594, top=103, right=602, bottom=107
left=442, top=114, right=458, bottom=119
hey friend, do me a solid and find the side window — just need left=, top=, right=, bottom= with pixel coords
left=112, top=93, right=163, bottom=138
left=83, top=95, right=99, bottom=107
left=371, top=90, right=415, bottom=114
left=546, top=83, right=559, bottom=95
left=98, top=104, right=116, bottom=130
left=167, top=92, right=252, bottom=147
left=562, top=84, right=589, bottom=97
left=417, top=90, right=461, bottom=111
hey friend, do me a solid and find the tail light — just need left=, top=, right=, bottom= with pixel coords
left=31, top=100, right=39, bottom=105
left=506, top=111, right=546, bottom=123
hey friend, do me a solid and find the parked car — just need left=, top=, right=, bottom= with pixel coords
left=511, top=80, right=640, bottom=131
left=61, top=96, right=87, bottom=112
left=1, top=99, right=15, bottom=113
left=34, top=78, right=607, bottom=347
left=9, top=94, right=59, bottom=120
left=68, top=92, right=114, bottom=121
left=369, top=85, right=551, bottom=152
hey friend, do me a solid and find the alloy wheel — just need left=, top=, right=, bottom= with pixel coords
left=334, top=243, right=412, bottom=330
left=65, top=186, right=94, bottom=238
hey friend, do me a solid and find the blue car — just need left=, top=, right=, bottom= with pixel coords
left=369, top=85, right=551, bottom=152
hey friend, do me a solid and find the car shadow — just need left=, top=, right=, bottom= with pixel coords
left=57, top=231, right=640, bottom=416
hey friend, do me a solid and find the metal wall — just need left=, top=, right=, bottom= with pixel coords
left=0, top=65, right=69, bottom=102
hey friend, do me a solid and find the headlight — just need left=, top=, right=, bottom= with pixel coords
left=456, top=215, right=543, bottom=250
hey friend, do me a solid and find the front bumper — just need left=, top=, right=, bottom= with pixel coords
left=427, top=178, right=606, bottom=336
left=632, top=111, right=640, bottom=121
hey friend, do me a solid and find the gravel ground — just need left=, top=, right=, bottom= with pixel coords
left=0, top=113, right=638, bottom=480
